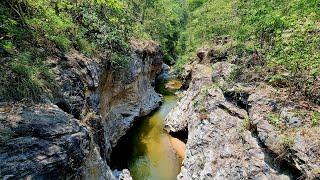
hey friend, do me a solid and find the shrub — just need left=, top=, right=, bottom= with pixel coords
left=282, top=135, right=294, bottom=149
left=267, top=113, right=281, bottom=126
left=311, top=112, right=320, bottom=126
left=48, top=35, right=72, bottom=51
left=0, top=51, right=53, bottom=101
left=77, top=38, right=96, bottom=57
left=242, top=117, right=253, bottom=131
left=1, top=40, right=15, bottom=54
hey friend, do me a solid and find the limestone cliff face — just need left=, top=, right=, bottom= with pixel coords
left=165, top=47, right=320, bottom=179
left=0, top=40, right=163, bottom=179
left=99, top=40, right=163, bottom=157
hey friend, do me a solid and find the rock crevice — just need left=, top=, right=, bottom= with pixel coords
left=0, top=40, right=163, bottom=179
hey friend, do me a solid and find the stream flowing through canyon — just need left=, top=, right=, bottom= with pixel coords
left=110, top=82, right=184, bottom=180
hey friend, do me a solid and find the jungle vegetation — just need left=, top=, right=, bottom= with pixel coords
left=0, top=0, right=319, bottom=103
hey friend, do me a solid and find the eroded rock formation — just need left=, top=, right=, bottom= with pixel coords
left=165, top=47, right=320, bottom=179
left=99, top=41, right=163, bottom=157
left=0, top=40, right=163, bottom=179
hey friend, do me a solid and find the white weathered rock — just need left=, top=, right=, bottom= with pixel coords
left=113, top=169, right=133, bottom=180
left=165, top=62, right=290, bottom=179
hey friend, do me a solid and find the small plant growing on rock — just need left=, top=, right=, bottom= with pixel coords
left=204, top=89, right=209, bottom=97
left=282, top=135, right=294, bottom=150
left=311, top=111, right=320, bottom=126
left=268, top=74, right=289, bottom=88
left=194, top=87, right=210, bottom=110
left=267, top=113, right=281, bottom=126
left=227, top=66, right=242, bottom=82
left=193, top=100, right=200, bottom=108
left=242, top=117, right=253, bottom=131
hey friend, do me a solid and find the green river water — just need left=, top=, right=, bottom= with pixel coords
left=110, top=95, right=182, bottom=180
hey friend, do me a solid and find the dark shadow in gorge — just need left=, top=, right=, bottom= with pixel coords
left=223, top=90, right=250, bottom=113
left=168, top=129, right=188, bottom=144
left=108, top=116, right=149, bottom=170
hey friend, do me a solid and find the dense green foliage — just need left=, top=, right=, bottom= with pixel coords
left=1, top=0, right=319, bottom=103
left=175, top=0, right=237, bottom=71
left=0, top=0, right=184, bottom=101
left=1, top=0, right=134, bottom=63
left=176, top=0, right=320, bottom=104
left=0, top=0, right=135, bottom=100
left=126, top=0, right=186, bottom=64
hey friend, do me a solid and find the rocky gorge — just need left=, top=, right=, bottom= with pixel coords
left=1, top=0, right=319, bottom=179
left=0, top=40, right=163, bottom=179
left=164, top=46, right=320, bottom=179
left=0, top=40, right=319, bottom=180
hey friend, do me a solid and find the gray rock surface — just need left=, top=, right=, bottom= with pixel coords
left=166, top=49, right=320, bottom=179
left=249, top=85, right=320, bottom=178
left=47, top=50, right=102, bottom=118
left=156, top=63, right=171, bottom=83
left=0, top=103, right=115, bottom=179
left=165, top=63, right=212, bottom=133
left=165, top=62, right=290, bottom=179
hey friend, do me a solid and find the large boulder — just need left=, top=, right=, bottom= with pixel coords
left=156, top=63, right=171, bottom=83
left=0, top=103, right=115, bottom=179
